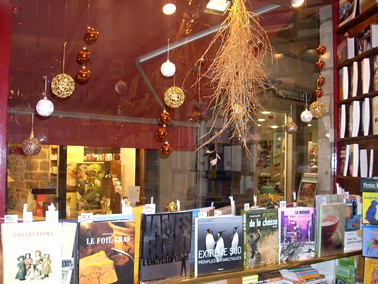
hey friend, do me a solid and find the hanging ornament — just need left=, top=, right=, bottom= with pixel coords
left=317, top=75, right=326, bottom=87
left=155, top=125, right=168, bottom=141
left=164, top=86, right=185, bottom=108
left=161, top=39, right=176, bottom=77
left=300, top=94, right=313, bottom=123
left=51, top=42, right=75, bottom=98
left=310, top=101, right=326, bottom=118
left=22, top=113, right=41, bottom=156
left=232, top=104, right=244, bottom=119
left=115, top=80, right=127, bottom=94
left=76, top=65, right=91, bottom=84
left=161, top=141, right=173, bottom=156
left=316, top=44, right=327, bottom=55
left=84, top=26, right=99, bottom=44
left=36, top=76, right=54, bottom=117
left=159, top=110, right=171, bottom=125
left=314, top=59, right=325, bottom=70
left=284, top=105, right=298, bottom=134
left=284, top=121, right=298, bottom=134
left=314, top=87, right=324, bottom=98
left=77, top=47, right=91, bottom=64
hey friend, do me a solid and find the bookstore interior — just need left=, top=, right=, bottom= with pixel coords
left=1, top=0, right=378, bottom=283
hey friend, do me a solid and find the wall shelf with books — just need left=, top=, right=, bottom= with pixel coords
left=178, top=250, right=361, bottom=283
left=334, top=0, right=378, bottom=194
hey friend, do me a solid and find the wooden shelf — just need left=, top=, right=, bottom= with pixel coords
left=173, top=250, right=361, bottom=284
left=336, top=47, right=378, bottom=69
left=337, top=91, right=378, bottom=104
left=336, top=4, right=378, bottom=35
left=337, top=134, right=378, bottom=143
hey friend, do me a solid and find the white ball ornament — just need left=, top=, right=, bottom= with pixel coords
left=36, top=96, right=54, bottom=117
left=300, top=109, right=313, bottom=123
left=160, top=60, right=176, bottom=77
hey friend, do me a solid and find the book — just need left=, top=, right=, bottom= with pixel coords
left=362, top=191, right=378, bottom=224
left=62, top=221, right=78, bottom=284
left=351, top=61, right=359, bottom=97
left=139, top=211, right=192, bottom=282
left=362, top=58, right=371, bottom=94
left=343, top=144, right=351, bottom=176
left=360, top=149, right=368, bottom=177
left=362, top=225, right=378, bottom=257
left=78, top=220, right=135, bottom=284
left=279, top=265, right=326, bottom=283
left=1, top=222, right=63, bottom=283
left=357, top=24, right=378, bottom=54
left=362, top=98, right=370, bottom=136
left=279, top=207, right=316, bottom=263
left=340, top=105, right=347, bottom=138
left=314, top=194, right=345, bottom=254
left=372, top=95, right=378, bottom=135
left=364, top=257, right=378, bottom=284
left=360, top=0, right=378, bottom=13
left=344, top=195, right=362, bottom=251
left=369, top=149, right=374, bottom=177
left=297, top=178, right=318, bottom=207
left=194, top=215, right=243, bottom=277
left=339, top=0, right=357, bottom=27
left=335, top=257, right=356, bottom=284
left=242, top=208, right=279, bottom=269
left=349, top=143, right=359, bottom=177
left=318, top=203, right=346, bottom=257
left=351, top=101, right=360, bottom=137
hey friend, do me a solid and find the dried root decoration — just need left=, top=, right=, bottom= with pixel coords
left=193, top=0, right=275, bottom=157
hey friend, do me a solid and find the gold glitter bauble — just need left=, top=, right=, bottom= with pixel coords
left=164, top=86, right=185, bottom=108
left=51, top=73, right=75, bottom=98
left=284, top=121, right=298, bottom=134
left=22, top=136, right=41, bottom=156
left=165, top=201, right=177, bottom=212
left=310, top=101, right=326, bottom=118
left=232, top=104, right=244, bottom=118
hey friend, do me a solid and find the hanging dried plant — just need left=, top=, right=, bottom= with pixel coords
left=193, top=0, right=275, bottom=156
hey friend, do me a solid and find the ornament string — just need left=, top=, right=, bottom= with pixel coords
left=30, top=113, right=35, bottom=138
left=43, top=75, right=48, bottom=97
left=62, top=42, right=67, bottom=74
left=167, top=39, right=170, bottom=61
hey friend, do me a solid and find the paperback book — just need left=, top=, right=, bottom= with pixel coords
left=362, top=191, right=378, bottom=224
left=139, top=211, right=192, bottom=282
left=362, top=225, right=378, bottom=258
left=78, top=220, right=135, bottom=284
left=335, top=257, right=356, bottom=284
left=1, top=221, right=63, bottom=283
left=364, top=257, right=378, bottom=284
left=194, top=215, right=243, bottom=277
left=344, top=195, right=362, bottom=251
left=242, top=208, right=279, bottom=269
left=279, top=207, right=316, bottom=263
left=318, top=203, right=346, bottom=257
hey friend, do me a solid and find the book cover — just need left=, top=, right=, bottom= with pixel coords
left=362, top=98, right=370, bottom=136
left=339, top=0, right=357, bottom=27
left=335, top=257, right=356, bottom=284
left=79, top=220, right=135, bottom=284
left=372, top=95, right=378, bottom=135
left=242, top=208, right=279, bottom=269
left=279, top=207, right=316, bottom=263
left=349, top=143, right=359, bottom=177
left=359, top=0, right=378, bottom=13
left=139, top=211, right=192, bottom=282
left=369, top=149, right=375, bottom=177
left=362, top=191, right=378, bottom=224
left=362, top=58, right=371, bottom=94
left=351, top=61, right=359, bottom=97
left=362, top=225, right=378, bottom=257
left=1, top=222, right=63, bottom=283
left=360, top=149, right=368, bottom=177
left=364, top=257, right=378, bottom=284
left=62, top=222, right=78, bottom=284
left=194, top=215, right=243, bottom=277
left=297, top=179, right=318, bottom=207
left=340, top=104, right=347, bottom=138
left=351, top=101, right=360, bottom=137
left=345, top=195, right=362, bottom=252
left=318, top=203, right=346, bottom=257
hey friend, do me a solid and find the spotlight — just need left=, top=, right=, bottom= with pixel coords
left=204, top=0, right=230, bottom=15
left=291, top=0, right=304, bottom=8
left=162, top=1, right=176, bottom=15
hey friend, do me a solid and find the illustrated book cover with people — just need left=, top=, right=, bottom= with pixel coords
left=242, top=208, right=279, bottom=269
left=194, top=215, right=243, bottom=277
left=279, top=206, right=316, bottom=263
left=1, top=221, right=63, bottom=283
left=78, top=220, right=135, bottom=284
left=139, top=211, right=193, bottom=282
left=362, top=225, right=378, bottom=258
left=318, top=203, right=346, bottom=257
left=362, top=191, right=378, bottom=225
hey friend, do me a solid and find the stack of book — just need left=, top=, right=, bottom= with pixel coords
left=279, top=265, right=327, bottom=283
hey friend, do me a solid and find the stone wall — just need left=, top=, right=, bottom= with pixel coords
left=7, top=145, right=53, bottom=212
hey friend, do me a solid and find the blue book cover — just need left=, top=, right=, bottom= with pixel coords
left=362, top=225, right=378, bottom=258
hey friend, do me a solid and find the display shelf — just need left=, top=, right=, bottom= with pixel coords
left=176, top=250, right=361, bottom=284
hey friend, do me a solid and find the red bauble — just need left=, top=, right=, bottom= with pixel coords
left=77, top=47, right=91, bottom=64
left=315, top=88, right=324, bottom=98
left=317, top=75, right=326, bottom=87
left=84, top=26, right=99, bottom=44
left=315, top=59, right=325, bottom=70
left=316, top=45, right=327, bottom=55
left=161, top=141, right=172, bottom=156
left=76, top=66, right=91, bottom=84
left=155, top=126, right=168, bottom=141
left=159, top=110, right=171, bottom=125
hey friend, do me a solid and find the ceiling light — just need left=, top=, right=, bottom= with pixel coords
left=271, top=125, right=278, bottom=129
left=257, top=118, right=265, bottom=122
left=204, top=0, right=230, bottom=15
left=261, top=111, right=271, bottom=115
left=291, top=0, right=304, bottom=8
left=162, top=2, right=176, bottom=15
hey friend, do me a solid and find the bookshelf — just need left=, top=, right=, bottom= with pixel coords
left=176, top=250, right=361, bottom=284
left=334, top=2, right=378, bottom=194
